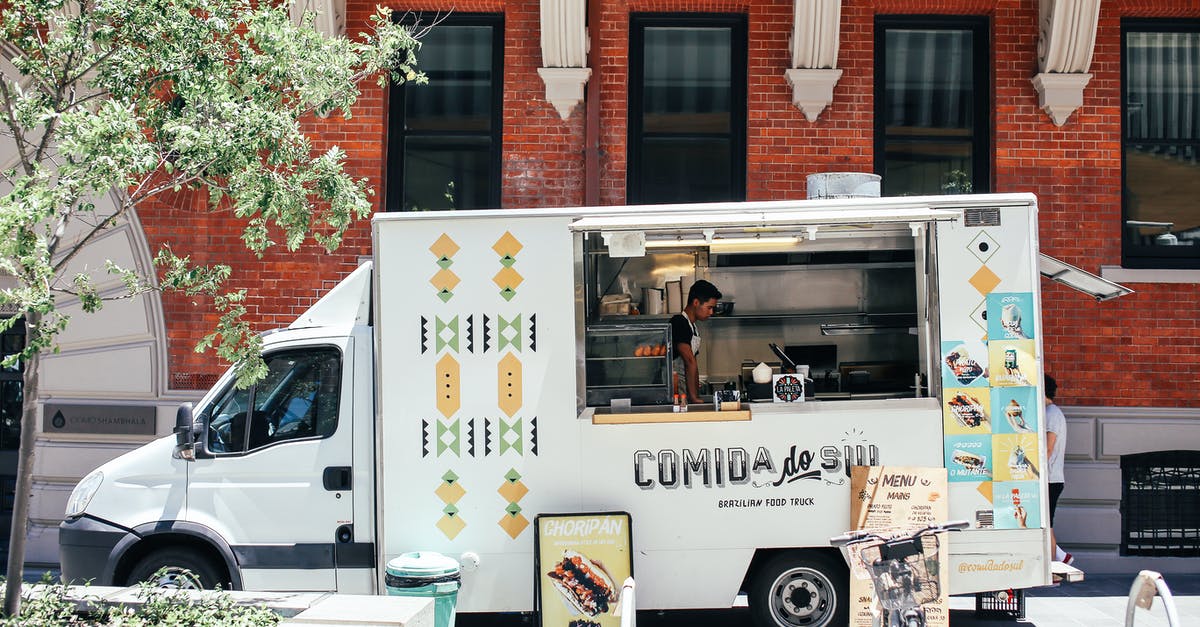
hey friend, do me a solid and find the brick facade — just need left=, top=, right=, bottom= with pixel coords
left=137, top=0, right=1200, bottom=407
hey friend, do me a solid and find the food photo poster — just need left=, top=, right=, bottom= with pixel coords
left=535, top=512, right=633, bottom=627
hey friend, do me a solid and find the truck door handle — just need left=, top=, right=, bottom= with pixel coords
left=323, top=466, right=352, bottom=491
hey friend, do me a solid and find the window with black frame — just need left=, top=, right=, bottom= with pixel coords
left=386, top=14, right=503, bottom=212
left=875, top=16, right=990, bottom=197
left=628, top=14, right=747, bottom=205
left=1122, top=21, right=1200, bottom=269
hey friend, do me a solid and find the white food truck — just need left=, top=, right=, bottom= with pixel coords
left=60, top=193, right=1116, bottom=626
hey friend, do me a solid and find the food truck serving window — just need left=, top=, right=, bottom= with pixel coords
left=575, top=209, right=950, bottom=410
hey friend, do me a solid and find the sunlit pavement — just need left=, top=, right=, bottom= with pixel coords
left=458, top=574, right=1200, bottom=627
left=18, top=567, right=1200, bottom=626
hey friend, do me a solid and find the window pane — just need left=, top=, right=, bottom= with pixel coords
left=884, top=29, right=975, bottom=134
left=1124, top=143, right=1200, bottom=247
left=639, top=137, right=734, bottom=203
left=403, top=136, right=492, bottom=211
left=1126, top=33, right=1200, bottom=142
left=642, top=27, right=732, bottom=133
left=206, top=385, right=251, bottom=453
left=1124, top=31, right=1200, bottom=253
left=883, top=140, right=974, bottom=196
left=406, top=25, right=494, bottom=132
left=0, top=381, right=20, bottom=450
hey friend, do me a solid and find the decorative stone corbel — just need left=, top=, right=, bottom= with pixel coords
left=539, top=0, right=590, bottom=119
left=784, top=0, right=842, bottom=122
left=1031, top=0, right=1100, bottom=126
left=290, top=0, right=346, bottom=38
left=538, top=68, right=592, bottom=120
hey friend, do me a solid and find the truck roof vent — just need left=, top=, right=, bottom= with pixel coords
left=963, top=207, right=1001, bottom=227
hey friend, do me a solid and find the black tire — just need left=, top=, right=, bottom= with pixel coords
left=126, top=547, right=228, bottom=590
left=749, top=551, right=849, bottom=627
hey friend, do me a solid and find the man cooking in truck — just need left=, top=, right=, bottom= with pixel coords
left=671, top=280, right=721, bottom=404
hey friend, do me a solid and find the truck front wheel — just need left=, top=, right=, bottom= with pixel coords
left=126, top=548, right=227, bottom=590
left=749, top=551, right=848, bottom=627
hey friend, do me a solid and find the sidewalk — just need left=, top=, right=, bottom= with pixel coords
left=951, top=573, right=1200, bottom=626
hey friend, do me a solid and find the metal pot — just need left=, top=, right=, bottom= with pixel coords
left=642, top=287, right=664, bottom=315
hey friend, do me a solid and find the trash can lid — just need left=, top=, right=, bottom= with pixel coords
left=386, top=551, right=461, bottom=578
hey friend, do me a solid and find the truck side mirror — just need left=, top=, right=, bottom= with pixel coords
left=173, top=403, right=196, bottom=461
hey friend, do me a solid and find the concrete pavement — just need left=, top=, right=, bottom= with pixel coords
left=950, top=573, right=1200, bottom=627
left=21, top=567, right=1200, bottom=626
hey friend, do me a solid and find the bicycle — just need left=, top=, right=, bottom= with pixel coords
left=830, top=521, right=969, bottom=627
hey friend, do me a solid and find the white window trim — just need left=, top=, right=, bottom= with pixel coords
left=1101, top=266, right=1200, bottom=284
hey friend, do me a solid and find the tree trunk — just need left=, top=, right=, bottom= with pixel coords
left=4, top=313, right=41, bottom=617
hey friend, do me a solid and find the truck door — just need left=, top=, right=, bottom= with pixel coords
left=187, top=338, right=355, bottom=591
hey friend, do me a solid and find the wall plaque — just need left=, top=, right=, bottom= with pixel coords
left=43, top=403, right=157, bottom=436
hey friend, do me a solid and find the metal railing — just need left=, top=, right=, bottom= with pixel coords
left=1125, top=570, right=1180, bottom=626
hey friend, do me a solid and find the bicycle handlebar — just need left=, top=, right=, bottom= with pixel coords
left=830, top=520, right=971, bottom=547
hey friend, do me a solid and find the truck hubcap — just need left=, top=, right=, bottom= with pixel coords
left=771, top=566, right=835, bottom=626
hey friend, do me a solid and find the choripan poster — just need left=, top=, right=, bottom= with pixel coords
left=849, top=466, right=950, bottom=627
left=535, top=513, right=632, bottom=627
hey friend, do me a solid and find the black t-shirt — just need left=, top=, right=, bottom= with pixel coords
left=670, top=314, right=696, bottom=357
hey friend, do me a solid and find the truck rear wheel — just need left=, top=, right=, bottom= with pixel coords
left=749, top=551, right=848, bottom=627
left=127, top=548, right=227, bottom=590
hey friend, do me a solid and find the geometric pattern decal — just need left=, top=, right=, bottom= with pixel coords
left=968, top=230, right=999, bottom=264
left=420, top=316, right=429, bottom=353
left=498, top=468, right=530, bottom=539
left=436, top=316, right=460, bottom=353
left=436, top=469, right=466, bottom=540
left=436, top=418, right=461, bottom=457
left=498, top=352, right=522, bottom=417
left=430, top=234, right=460, bottom=302
left=436, top=353, right=460, bottom=418
left=497, top=314, right=522, bottom=352
left=499, top=417, right=523, bottom=456
left=428, top=417, right=537, bottom=458
left=492, top=231, right=524, bottom=301
left=530, top=314, right=537, bottom=351
left=483, top=315, right=493, bottom=353
left=970, top=299, right=988, bottom=332
left=969, top=264, right=1002, bottom=296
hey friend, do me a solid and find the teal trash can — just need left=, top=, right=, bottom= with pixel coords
left=385, top=551, right=461, bottom=627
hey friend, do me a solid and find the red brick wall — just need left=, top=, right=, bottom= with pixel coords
left=137, top=0, right=1200, bottom=408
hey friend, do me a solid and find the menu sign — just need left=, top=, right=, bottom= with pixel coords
left=535, top=512, right=633, bottom=627
left=848, top=466, right=949, bottom=627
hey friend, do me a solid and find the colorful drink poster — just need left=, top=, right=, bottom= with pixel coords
left=535, top=513, right=633, bottom=627
left=992, top=433, right=1041, bottom=482
left=848, top=466, right=950, bottom=627
left=941, top=340, right=988, bottom=388
left=987, top=292, right=1036, bottom=341
left=992, top=387, right=1038, bottom=434
left=945, top=435, right=993, bottom=482
left=993, top=480, right=1042, bottom=530
left=987, top=339, right=1037, bottom=387
left=943, top=387, right=991, bottom=435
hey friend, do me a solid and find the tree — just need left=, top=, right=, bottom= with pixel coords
left=0, top=0, right=424, bottom=615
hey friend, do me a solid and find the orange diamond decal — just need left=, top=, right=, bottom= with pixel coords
left=430, top=234, right=460, bottom=259
left=492, top=232, right=523, bottom=257
left=968, top=265, right=1001, bottom=296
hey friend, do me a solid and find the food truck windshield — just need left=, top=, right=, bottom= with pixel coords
left=575, top=224, right=932, bottom=409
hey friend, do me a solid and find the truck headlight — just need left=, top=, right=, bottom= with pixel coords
left=65, top=471, right=103, bottom=519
